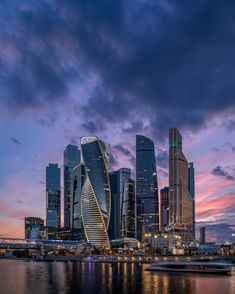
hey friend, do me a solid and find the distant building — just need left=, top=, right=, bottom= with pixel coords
left=188, top=162, right=195, bottom=238
left=110, top=238, right=140, bottom=250
left=200, top=227, right=206, bottom=243
left=38, top=226, right=57, bottom=240
left=64, top=144, right=81, bottom=228
left=24, top=217, right=44, bottom=239
left=169, top=128, right=193, bottom=241
left=122, top=179, right=136, bottom=238
left=70, top=163, right=85, bottom=240
left=160, top=187, right=169, bottom=231
left=136, top=135, right=159, bottom=242
left=81, top=136, right=111, bottom=249
left=108, top=168, right=131, bottom=240
left=46, top=163, right=61, bottom=228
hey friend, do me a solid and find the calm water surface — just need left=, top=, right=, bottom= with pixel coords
left=0, top=259, right=234, bottom=294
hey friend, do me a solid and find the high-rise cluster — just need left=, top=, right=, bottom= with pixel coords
left=26, top=128, right=195, bottom=247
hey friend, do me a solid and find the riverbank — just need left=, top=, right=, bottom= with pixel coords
left=1, top=255, right=235, bottom=264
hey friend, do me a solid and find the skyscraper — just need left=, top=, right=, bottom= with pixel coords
left=169, top=128, right=193, bottom=241
left=160, top=187, right=169, bottom=231
left=200, top=226, right=206, bottom=243
left=70, top=163, right=85, bottom=240
left=108, top=168, right=131, bottom=240
left=136, top=135, right=159, bottom=241
left=108, top=171, right=119, bottom=240
left=188, top=162, right=195, bottom=238
left=81, top=136, right=111, bottom=249
left=46, top=163, right=61, bottom=228
left=122, top=179, right=136, bottom=238
left=25, top=217, right=44, bottom=239
left=64, top=144, right=81, bottom=228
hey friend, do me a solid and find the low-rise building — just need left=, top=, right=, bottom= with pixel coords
left=152, top=233, right=182, bottom=254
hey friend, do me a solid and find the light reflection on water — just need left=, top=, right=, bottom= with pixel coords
left=0, top=260, right=234, bottom=294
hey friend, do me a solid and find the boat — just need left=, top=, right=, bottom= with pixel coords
left=145, top=261, right=232, bottom=274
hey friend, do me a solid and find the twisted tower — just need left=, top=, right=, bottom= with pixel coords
left=81, top=136, right=111, bottom=249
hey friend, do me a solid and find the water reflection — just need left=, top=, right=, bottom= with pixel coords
left=0, top=260, right=234, bottom=294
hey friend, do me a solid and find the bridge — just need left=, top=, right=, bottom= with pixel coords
left=0, top=238, right=84, bottom=250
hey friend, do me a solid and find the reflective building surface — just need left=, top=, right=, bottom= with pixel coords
left=188, top=162, right=195, bottom=238
left=81, top=136, right=111, bottom=249
left=70, top=163, right=85, bottom=240
left=64, top=144, right=81, bottom=228
left=46, top=163, right=61, bottom=228
left=160, top=187, right=169, bottom=231
left=108, top=168, right=131, bottom=240
left=122, top=179, right=136, bottom=238
left=24, top=217, right=44, bottom=239
left=136, top=135, right=159, bottom=241
left=169, top=128, right=193, bottom=241
left=108, top=171, right=119, bottom=240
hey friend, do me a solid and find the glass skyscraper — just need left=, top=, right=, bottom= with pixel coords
left=81, top=136, right=111, bottom=249
left=46, top=163, right=61, bottom=228
left=188, top=162, right=195, bottom=238
left=169, top=128, right=193, bottom=241
left=136, top=135, right=159, bottom=242
left=25, top=217, right=44, bottom=239
left=70, top=163, right=85, bottom=240
left=160, top=187, right=169, bottom=231
left=121, top=179, right=136, bottom=238
left=108, top=171, right=119, bottom=240
left=64, top=144, right=81, bottom=228
left=108, top=168, right=131, bottom=240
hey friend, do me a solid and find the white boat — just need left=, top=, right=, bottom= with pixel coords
left=145, top=261, right=231, bottom=274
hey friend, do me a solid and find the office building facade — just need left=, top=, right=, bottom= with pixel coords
left=64, top=144, right=81, bottom=228
left=25, top=217, right=44, bottom=240
left=108, top=168, right=131, bottom=240
left=121, top=179, right=136, bottom=238
left=70, top=163, right=85, bottom=240
left=169, top=128, right=193, bottom=241
left=136, top=135, right=159, bottom=242
left=81, top=136, right=111, bottom=249
left=46, top=163, right=61, bottom=228
left=188, top=162, right=195, bottom=238
left=160, top=187, right=169, bottom=231
left=108, top=171, right=119, bottom=240
left=200, top=226, right=206, bottom=243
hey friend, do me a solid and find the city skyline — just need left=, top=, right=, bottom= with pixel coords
left=0, top=1, right=235, bottom=243
left=1, top=128, right=234, bottom=243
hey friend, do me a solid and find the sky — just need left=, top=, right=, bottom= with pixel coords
left=0, top=0, right=235, bottom=243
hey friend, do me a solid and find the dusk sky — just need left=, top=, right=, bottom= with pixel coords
left=0, top=0, right=235, bottom=242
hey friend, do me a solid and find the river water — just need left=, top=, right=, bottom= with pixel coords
left=0, top=259, right=234, bottom=294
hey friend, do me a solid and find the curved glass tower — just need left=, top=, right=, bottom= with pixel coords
left=81, top=136, right=111, bottom=249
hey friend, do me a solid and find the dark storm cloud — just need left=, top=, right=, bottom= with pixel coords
left=232, top=147, right=235, bottom=152
left=2, top=1, right=235, bottom=138
left=37, top=114, right=57, bottom=127
left=109, top=153, right=119, bottom=171
left=156, top=149, right=168, bottom=169
left=122, top=120, right=146, bottom=134
left=69, top=137, right=79, bottom=146
left=211, top=165, right=234, bottom=180
left=113, top=144, right=135, bottom=166
left=10, top=137, right=22, bottom=145
left=81, top=120, right=105, bottom=133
